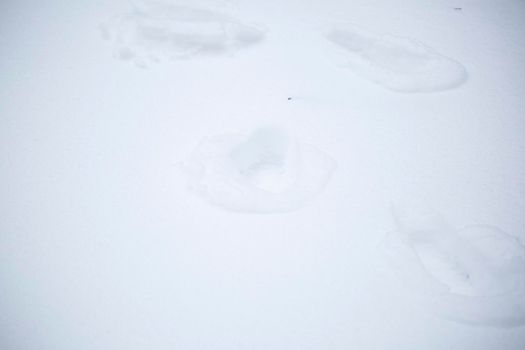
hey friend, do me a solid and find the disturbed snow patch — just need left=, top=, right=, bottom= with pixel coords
left=381, top=206, right=525, bottom=327
left=326, top=27, right=467, bottom=92
left=100, top=1, right=265, bottom=66
left=184, top=128, right=336, bottom=213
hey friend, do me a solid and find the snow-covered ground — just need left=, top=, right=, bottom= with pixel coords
left=2, top=0, right=525, bottom=349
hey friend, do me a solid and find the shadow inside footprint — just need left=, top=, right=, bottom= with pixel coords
left=229, top=128, right=298, bottom=193
left=102, top=1, right=265, bottom=66
left=381, top=206, right=525, bottom=327
left=184, top=128, right=336, bottom=213
left=326, top=27, right=468, bottom=92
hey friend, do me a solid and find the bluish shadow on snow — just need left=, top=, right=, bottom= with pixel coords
left=183, top=127, right=336, bottom=213
left=381, top=205, right=525, bottom=328
left=325, top=26, right=468, bottom=93
left=101, top=1, right=265, bottom=67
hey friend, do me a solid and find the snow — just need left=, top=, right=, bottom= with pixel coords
left=1, top=0, right=525, bottom=349
left=184, top=127, right=336, bottom=212
left=101, top=1, right=265, bottom=66
left=325, top=27, right=468, bottom=92
left=382, top=205, right=525, bottom=327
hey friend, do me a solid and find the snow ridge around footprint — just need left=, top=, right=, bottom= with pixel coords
left=326, top=26, right=468, bottom=92
left=101, top=0, right=265, bottom=66
left=184, top=128, right=336, bottom=213
left=381, top=206, right=525, bottom=327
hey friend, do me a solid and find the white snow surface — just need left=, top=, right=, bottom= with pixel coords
left=2, top=0, right=525, bottom=349
left=101, top=1, right=265, bottom=66
left=382, top=205, right=525, bottom=327
left=184, top=127, right=336, bottom=212
left=325, top=27, right=468, bottom=92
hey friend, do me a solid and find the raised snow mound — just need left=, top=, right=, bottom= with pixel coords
left=326, top=27, right=468, bottom=92
left=184, top=128, right=336, bottom=213
left=381, top=206, right=525, bottom=327
left=101, top=1, right=265, bottom=66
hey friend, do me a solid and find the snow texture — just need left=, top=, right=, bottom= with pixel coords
left=326, top=27, right=468, bottom=92
left=381, top=206, right=525, bottom=327
left=184, top=128, right=336, bottom=213
left=3, top=0, right=525, bottom=349
left=101, top=0, right=265, bottom=66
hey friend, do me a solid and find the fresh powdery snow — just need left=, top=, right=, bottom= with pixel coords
left=2, top=0, right=525, bottom=349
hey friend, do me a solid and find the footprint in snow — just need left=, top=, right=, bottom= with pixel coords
left=325, top=26, right=468, bottom=92
left=183, top=127, right=336, bottom=213
left=381, top=206, right=525, bottom=327
left=100, top=0, right=265, bottom=67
